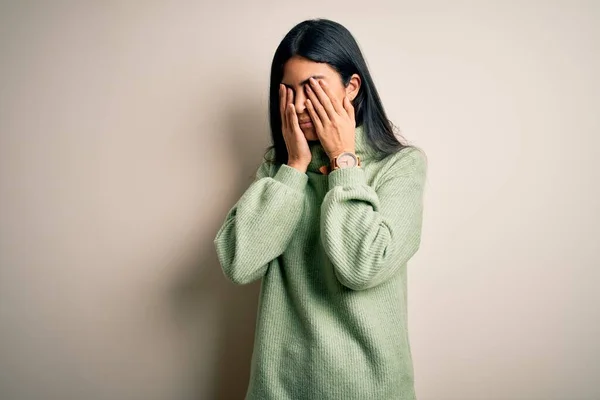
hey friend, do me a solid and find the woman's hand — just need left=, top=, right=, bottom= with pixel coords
left=304, top=77, right=356, bottom=161
left=280, top=84, right=311, bottom=169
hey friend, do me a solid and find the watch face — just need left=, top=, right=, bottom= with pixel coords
left=337, top=152, right=358, bottom=168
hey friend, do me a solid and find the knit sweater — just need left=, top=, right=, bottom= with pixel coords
left=213, top=124, right=427, bottom=400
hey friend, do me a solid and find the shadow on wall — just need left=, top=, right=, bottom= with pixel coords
left=168, top=100, right=271, bottom=399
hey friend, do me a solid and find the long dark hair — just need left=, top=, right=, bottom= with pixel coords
left=265, top=18, right=416, bottom=165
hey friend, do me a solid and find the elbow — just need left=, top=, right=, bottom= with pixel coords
left=331, top=240, right=422, bottom=291
left=332, top=264, right=381, bottom=291
left=222, top=268, right=255, bottom=285
left=223, top=263, right=267, bottom=286
left=214, top=240, right=264, bottom=286
left=214, top=240, right=248, bottom=285
left=218, top=256, right=258, bottom=286
left=336, top=275, right=376, bottom=291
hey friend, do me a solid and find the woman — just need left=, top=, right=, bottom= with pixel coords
left=214, top=18, right=428, bottom=400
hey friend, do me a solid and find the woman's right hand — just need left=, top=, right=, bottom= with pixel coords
left=280, top=84, right=311, bottom=170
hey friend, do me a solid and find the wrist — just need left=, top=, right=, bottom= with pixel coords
left=330, top=150, right=361, bottom=170
left=287, top=162, right=308, bottom=173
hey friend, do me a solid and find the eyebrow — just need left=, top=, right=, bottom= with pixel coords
left=281, top=75, right=326, bottom=88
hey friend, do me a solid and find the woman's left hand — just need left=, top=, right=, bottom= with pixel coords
left=304, top=77, right=356, bottom=161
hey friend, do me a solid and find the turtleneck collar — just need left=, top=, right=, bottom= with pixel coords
left=306, top=124, right=377, bottom=174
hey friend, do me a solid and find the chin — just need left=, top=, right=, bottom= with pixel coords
left=303, top=129, right=318, bottom=141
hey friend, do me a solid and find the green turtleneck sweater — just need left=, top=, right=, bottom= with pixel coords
left=213, top=124, right=428, bottom=400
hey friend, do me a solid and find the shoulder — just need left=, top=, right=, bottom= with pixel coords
left=256, top=146, right=278, bottom=179
left=380, top=145, right=428, bottom=178
left=264, top=146, right=276, bottom=160
left=395, top=145, right=427, bottom=167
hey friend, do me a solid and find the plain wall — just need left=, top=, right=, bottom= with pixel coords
left=1, top=1, right=598, bottom=399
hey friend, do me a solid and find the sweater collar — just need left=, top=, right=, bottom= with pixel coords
left=306, top=124, right=376, bottom=174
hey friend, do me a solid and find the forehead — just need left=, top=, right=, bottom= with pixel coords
left=281, top=56, right=338, bottom=85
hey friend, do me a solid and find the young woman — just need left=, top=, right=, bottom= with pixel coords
left=214, top=18, right=428, bottom=400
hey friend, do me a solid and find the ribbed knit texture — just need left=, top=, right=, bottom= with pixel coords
left=214, top=124, right=427, bottom=400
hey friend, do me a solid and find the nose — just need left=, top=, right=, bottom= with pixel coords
left=294, top=89, right=308, bottom=114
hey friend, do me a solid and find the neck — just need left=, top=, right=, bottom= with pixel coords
left=306, top=124, right=376, bottom=173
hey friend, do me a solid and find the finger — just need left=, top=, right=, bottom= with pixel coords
left=319, top=79, right=346, bottom=117
left=280, top=84, right=287, bottom=126
left=344, top=95, right=355, bottom=122
left=309, top=78, right=340, bottom=120
left=283, top=104, right=295, bottom=152
left=305, top=99, right=324, bottom=133
left=289, top=103, right=301, bottom=133
left=288, top=87, right=295, bottom=112
left=284, top=102, right=291, bottom=132
left=285, top=88, right=294, bottom=129
left=286, top=102, right=297, bottom=135
left=305, top=84, right=330, bottom=126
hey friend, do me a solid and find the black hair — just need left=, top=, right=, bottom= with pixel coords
left=265, top=18, right=418, bottom=165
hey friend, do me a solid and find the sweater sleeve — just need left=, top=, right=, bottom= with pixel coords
left=214, top=149, right=308, bottom=285
left=320, top=147, right=427, bottom=291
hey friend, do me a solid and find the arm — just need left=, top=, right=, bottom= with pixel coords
left=320, top=147, right=427, bottom=291
left=214, top=149, right=308, bottom=285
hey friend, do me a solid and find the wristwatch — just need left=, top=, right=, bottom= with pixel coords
left=331, top=151, right=361, bottom=170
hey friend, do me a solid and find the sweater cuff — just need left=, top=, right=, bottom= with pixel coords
left=273, top=164, right=309, bottom=192
left=328, top=166, right=367, bottom=190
